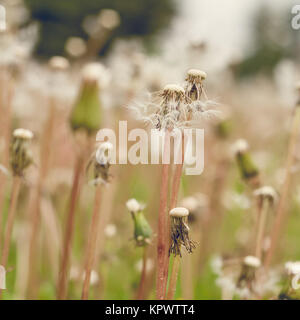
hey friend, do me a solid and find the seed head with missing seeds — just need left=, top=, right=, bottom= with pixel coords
left=10, top=128, right=33, bottom=176
left=169, top=207, right=196, bottom=257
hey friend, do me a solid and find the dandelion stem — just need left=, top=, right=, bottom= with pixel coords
left=57, top=154, right=85, bottom=300
left=163, top=132, right=184, bottom=298
left=254, top=200, right=269, bottom=260
left=265, top=107, right=300, bottom=268
left=156, top=131, right=170, bottom=300
left=137, top=246, right=148, bottom=300
left=166, top=255, right=181, bottom=300
left=1, top=176, right=21, bottom=268
left=81, top=185, right=102, bottom=300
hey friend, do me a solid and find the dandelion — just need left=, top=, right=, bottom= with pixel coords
left=1, top=129, right=33, bottom=279
left=237, top=256, right=261, bottom=296
left=233, top=139, right=260, bottom=188
left=81, top=143, right=113, bottom=300
left=127, top=198, right=152, bottom=299
left=167, top=207, right=196, bottom=300
left=58, top=63, right=105, bottom=300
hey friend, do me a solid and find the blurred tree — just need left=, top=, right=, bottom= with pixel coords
left=24, top=0, right=176, bottom=58
left=235, top=6, right=300, bottom=78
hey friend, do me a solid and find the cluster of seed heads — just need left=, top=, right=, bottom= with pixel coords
left=135, top=69, right=219, bottom=131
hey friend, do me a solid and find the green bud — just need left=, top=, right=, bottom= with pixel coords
left=132, top=211, right=152, bottom=247
left=215, top=118, right=232, bottom=139
left=236, top=152, right=259, bottom=180
left=70, top=64, right=103, bottom=134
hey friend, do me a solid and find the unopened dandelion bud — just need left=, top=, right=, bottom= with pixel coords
left=10, top=128, right=33, bottom=176
left=233, top=139, right=259, bottom=183
left=48, top=56, right=70, bottom=71
left=70, top=63, right=104, bottom=134
left=169, top=207, right=196, bottom=257
left=127, top=199, right=152, bottom=247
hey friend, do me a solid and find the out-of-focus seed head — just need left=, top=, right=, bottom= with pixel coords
left=254, top=186, right=278, bottom=205
left=98, top=9, right=121, bottom=30
left=13, top=128, right=33, bottom=140
left=88, top=142, right=113, bottom=185
left=48, top=56, right=70, bottom=71
left=10, top=128, right=33, bottom=176
left=65, top=37, right=87, bottom=58
left=243, top=256, right=261, bottom=269
left=126, top=198, right=142, bottom=213
left=285, top=261, right=300, bottom=275
left=232, top=139, right=249, bottom=155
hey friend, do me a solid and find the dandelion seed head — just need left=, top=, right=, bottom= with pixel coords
left=232, top=139, right=249, bottom=155
left=253, top=186, right=277, bottom=203
left=285, top=261, right=300, bottom=275
left=187, top=69, right=207, bottom=81
left=48, top=56, right=70, bottom=71
left=243, top=256, right=261, bottom=269
left=126, top=198, right=141, bottom=213
left=82, top=62, right=111, bottom=88
left=169, top=207, right=189, bottom=218
left=13, top=128, right=33, bottom=140
left=98, top=9, right=120, bottom=30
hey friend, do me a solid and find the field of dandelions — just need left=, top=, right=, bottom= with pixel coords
left=1, top=2, right=300, bottom=301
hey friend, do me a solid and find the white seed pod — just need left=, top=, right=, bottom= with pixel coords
left=285, top=261, right=300, bottom=275
left=126, top=198, right=141, bottom=213
left=13, top=128, right=33, bottom=140
left=187, top=69, right=207, bottom=80
left=232, top=139, right=249, bottom=155
left=243, top=256, right=261, bottom=268
left=169, top=207, right=189, bottom=218
left=48, top=56, right=70, bottom=71
left=253, top=186, right=278, bottom=203
left=104, top=224, right=117, bottom=238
